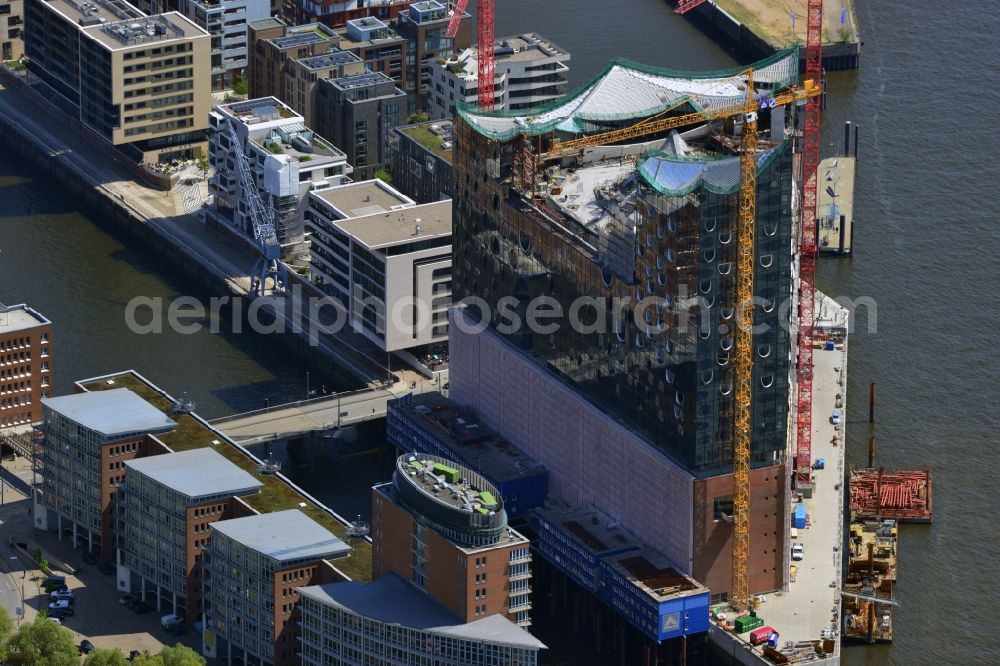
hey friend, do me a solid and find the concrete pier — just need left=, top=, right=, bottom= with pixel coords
left=708, top=292, right=848, bottom=665
left=817, top=157, right=856, bottom=256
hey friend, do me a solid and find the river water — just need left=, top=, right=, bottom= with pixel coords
left=2, top=0, right=995, bottom=662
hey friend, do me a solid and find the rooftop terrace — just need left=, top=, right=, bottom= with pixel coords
left=396, top=453, right=502, bottom=517
left=44, top=1, right=207, bottom=50
left=398, top=120, right=453, bottom=162
left=76, top=371, right=372, bottom=582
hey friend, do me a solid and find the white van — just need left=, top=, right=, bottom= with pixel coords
left=160, top=614, right=183, bottom=629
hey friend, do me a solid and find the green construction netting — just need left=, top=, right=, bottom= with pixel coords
left=458, top=47, right=799, bottom=143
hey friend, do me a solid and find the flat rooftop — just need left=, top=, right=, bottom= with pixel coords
left=398, top=454, right=502, bottom=517
left=0, top=303, right=50, bottom=334
left=211, top=509, right=351, bottom=562
left=390, top=392, right=546, bottom=485
left=534, top=504, right=641, bottom=556
left=125, top=448, right=262, bottom=501
left=42, top=0, right=208, bottom=51
left=220, top=97, right=301, bottom=125
left=269, top=25, right=334, bottom=49
left=300, top=573, right=546, bottom=649
left=398, top=120, right=453, bottom=162
left=311, top=180, right=414, bottom=219
left=604, top=549, right=706, bottom=602
left=42, top=388, right=177, bottom=437
left=297, top=51, right=362, bottom=71
left=248, top=17, right=283, bottom=32
left=76, top=371, right=372, bottom=582
left=329, top=71, right=396, bottom=90
left=328, top=200, right=451, bottom=250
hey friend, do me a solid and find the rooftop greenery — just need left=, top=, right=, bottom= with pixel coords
left=79, top=372, right=372, bottom=582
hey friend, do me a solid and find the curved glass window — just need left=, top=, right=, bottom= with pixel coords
left=757, top=344, right=771, bottom=358
left=719, top=262, right=732, bottom=275
left=760, top=374, right=774, bottom=388
left=760, top=254, right=773, bottom=268
left=702, top=370, right=714, bottom=384
left=703, top=249, right=716, bottom=263
left=719, top=232, right=733, bottom=245
left=721, top=337, right=734, bottom=351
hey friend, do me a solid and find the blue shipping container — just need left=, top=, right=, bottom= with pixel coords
left=794, top=504, right=807, bottom=529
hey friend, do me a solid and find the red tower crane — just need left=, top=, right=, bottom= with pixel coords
left=796, top=0, right=824, bottom=488
left=446, top=0, right=496, bottom=110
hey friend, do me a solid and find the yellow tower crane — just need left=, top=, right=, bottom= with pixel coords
left=541, top=70, right=822, bottom=610
left=731, top=69, right=757, bottom=611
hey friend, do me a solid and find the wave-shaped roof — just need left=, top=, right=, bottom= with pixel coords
left=638, top=138, right=790, bottom=196
left=458, top=48, right=799, bottom=142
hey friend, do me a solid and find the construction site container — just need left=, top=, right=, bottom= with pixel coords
left=750, top=626, right=776, bottom=645
left=794, top=504, right=807, bottom=529
left=735, top=615, right=764, bottom=633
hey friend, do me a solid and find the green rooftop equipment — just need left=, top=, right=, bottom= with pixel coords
left=734, top=615, right=765, bottom=633
left=478, top=491, right=498, bottom=509
left=432, top=462, right=460, bottom=484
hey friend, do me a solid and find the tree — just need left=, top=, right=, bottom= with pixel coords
left=232, top=74, right=248, bottom=96
left=160, top=643, right=205, bottom=666
left=0, top=606, right=13, bottom=662
left=5, top=618, right=79, bottom=665
left=406, top=112, right=429, bottom=124
left=85, top=648, right=129, bottom=666
left=373, top=168, right=393, bottom=184
left=196, top=155, right=210, bottom=180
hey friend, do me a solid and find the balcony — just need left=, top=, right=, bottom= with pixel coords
left=509, top=570, right=531, bottom=582
left=509, top=552, right=532, bottom=565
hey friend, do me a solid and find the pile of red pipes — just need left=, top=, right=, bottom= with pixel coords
left=849, top=470, right=933, bottom=522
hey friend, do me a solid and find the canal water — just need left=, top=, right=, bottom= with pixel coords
left=2, top=0, right=995, bottom=662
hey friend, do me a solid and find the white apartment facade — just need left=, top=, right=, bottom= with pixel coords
left=179, top=0, right=269, bottom=91
left=304, top=179, right=451, bottom=353
left=208, top=97, right=352, bottom=257
left=428, top=32, right=570, bottom=119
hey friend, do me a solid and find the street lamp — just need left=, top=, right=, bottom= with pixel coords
left=306, top=371, right=310, bottom=401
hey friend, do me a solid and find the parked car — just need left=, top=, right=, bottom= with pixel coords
left=49, top=607, right=75, bottom=618
left=47, top=617, right=62, bottom=625
left=160, top=613, right=183, bottom=629
left=49, top=599, right=71, bottom=611
left=133, top=601, right=153, bottom=615
left=50, top=589, right=74, bottom=601
left=79, top=640, right=95, bottom=654
left=791, top=543, right=805, bottom=561
left=830, top=409, right=842, bottom=425
left=169, top=625, right=188, bottom=637
left=82, top=551, right=98, bottom=565
left=119, top=594, right=137, bottom=606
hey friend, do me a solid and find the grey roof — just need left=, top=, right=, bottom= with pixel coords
left=0, top=303, right=49, bottom=333
left=211, top=510, right=350, bottom=562
left=125, top=449, right=262, bottom=501
left=298, top=573, right=546, bottom=649
left=42, top=389, right=176, bottom=437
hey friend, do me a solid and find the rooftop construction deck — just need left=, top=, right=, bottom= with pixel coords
left=77, top=371, right=372, bottom=582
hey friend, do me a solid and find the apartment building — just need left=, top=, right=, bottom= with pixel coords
left=373, top=454, right=533, bottom=628
left=335, top=16, right=405, bottom=94
left=0, top=0, right=23, bottom=61
left=23, top=0, right=212, bottom=163
left=392, top=1, right=462, bottom=109
left=118, top=448, right=262, bottom=623
left=298, top=573, right=545, bottom=666
left=208, top=97, right=352, bottom=257
left=178, top=0, right=268, bottom=91
left=313, top=71, right=405, bottom=178
left=282, top=49, right=365, bottom=129
left=388, top=118, right=453, bottom=203
left=0, top=303, right=51, bottom=432
left=428, top=33, right=570, bottom=118
left=204, top=510, right=351, bottom=666
left=36, top=388, right=177, bottom=562
left=247, top=19, right=338, bottom=100
left=304, top=181, right=451, bottom=354
left=280, top=0, right=417, bottom=32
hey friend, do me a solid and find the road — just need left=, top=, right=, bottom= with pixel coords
left=214, top=373, right=448, bottom=442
